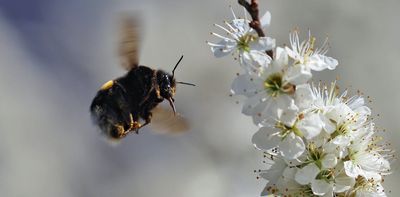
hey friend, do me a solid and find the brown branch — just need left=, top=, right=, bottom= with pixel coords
left=238, top=0, right=274, bottom=58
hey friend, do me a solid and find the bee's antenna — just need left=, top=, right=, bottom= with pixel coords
left=172, top=55, right=184, bottom=78
left=177, top=81, right=196, bottom=86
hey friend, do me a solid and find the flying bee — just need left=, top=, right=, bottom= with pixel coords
left=90, top=16, right=195, bottom=139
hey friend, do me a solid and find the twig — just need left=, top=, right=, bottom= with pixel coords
left=238, top=0, right=274, bottom=58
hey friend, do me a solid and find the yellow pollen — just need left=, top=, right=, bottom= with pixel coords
left=100, top=80, right=114, bottom=90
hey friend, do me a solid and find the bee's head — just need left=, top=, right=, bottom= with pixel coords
left=157, top=70, right=176, bottom=99
left=157, top=55, right=195, bottom=115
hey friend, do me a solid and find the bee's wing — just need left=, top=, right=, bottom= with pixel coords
left=149, top=106, right=190, bottom=135
left=119, top=15, right=141, bottom=70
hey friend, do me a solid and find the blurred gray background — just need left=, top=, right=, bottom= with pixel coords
left=0, top=0, right=399, bottom=196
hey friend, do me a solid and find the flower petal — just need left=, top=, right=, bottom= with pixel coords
left=344, top=160, right=362, bottom=178
left=320, top=114, right=336, bottom=134
left=297, top=113, right=323, bottom=140
left=308, top=54, right=338, bottom=71
left=295, top=163, right=320, bottom=185
left=209, top=39, right=236, bottom=58
left=252, top=127, right=280, bottom=151
left=274, top=47, right=289, bottom=66
left=284, top=64, right=312, bottom=85
left=321, top=153, right=337, bottom=169
left=250, top=37, right=276, bottom=51
left=295, top=84, right=315, bottom=110
left=241, top=92, right=267, bottom=115
left=259, top=159, right=287, bottom=184
left=260, top=11, right=271, bottom=27
left=334, top=175, right=354, bottom=193
left=249, top=50, right=272, bottom=66
left=279, top=132, right=305, bottom=160
left=311, top=179, right=332, bottom=196
left=231, top=74, right=263, bottom=97
left=285, top=46, right=302, bottom=62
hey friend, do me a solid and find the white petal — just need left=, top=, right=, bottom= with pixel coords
left=309, top=132, right=329, bottom=148
left=280, top=133, right=305, bottom=160
left=241, top=92, right=267, bottom=115
left=321, top=154, right=337, bottom=169
left=331, top=135, right=351, bottom=146
left=354, top=105, right=371, bottom=117
left=260, top=11, right=271, bottom=27
left=347, top=97, right=365, bottom=110
left=323, top=141, right=338, bottom=154
left=282, top=166, right=297, bottom=179
left=285, top=46, right=302, bottom=62
left=297, top=113, right=323, bottom=139
left=308, top=54, right=338, bottom=71
left=209, top=39, right=236, bottom=58
left=311, top=179, right=332, bottom=196
left=239, top=51, right=271, bottom=73
left=284, top=65, right=312, bottom=85
left=274, top=47, right=289, bottom=66
left=249, top=50, right=272, bottom=66
left=252, top=127, right=280, bottom=151
left=259, top=159, right=287, bottom=183
left=231, top=74, right=263, bottom=97
left=260, top=185, right=269, bottom=196
left=334, top=175, right=355, bottom=193
left=253, top=95, right=295, bottom=126
left=250, top=37, right=276, bottom=51
left=279, top=105, right=298, bottom=126
left=295, top=84, right=315, bottom=110
left=320, top=114, right=336, bottom=134
left=343, top=161, right=361, bottom=178
left=295, top=163, right=320, bottom=185
left=357, top=151, right=391, bottom=173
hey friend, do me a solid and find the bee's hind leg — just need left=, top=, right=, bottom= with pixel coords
left=127, top=113, right=141, bottom=134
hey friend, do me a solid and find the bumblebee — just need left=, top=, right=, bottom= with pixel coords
left=90, top=16, right=194, bottom=139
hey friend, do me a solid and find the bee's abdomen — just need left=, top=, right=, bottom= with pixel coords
left=90, top=83, right=130, bottom=139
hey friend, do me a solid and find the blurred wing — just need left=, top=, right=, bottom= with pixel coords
left=149, top=106, right=190, bottom=135
left=119, top=15, right=141, bottom=70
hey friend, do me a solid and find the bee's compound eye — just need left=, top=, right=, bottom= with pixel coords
left=100, top=80, right=114, bottom=90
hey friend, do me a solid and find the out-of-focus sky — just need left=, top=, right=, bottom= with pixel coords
left=0, top=0, right=399, bottom=196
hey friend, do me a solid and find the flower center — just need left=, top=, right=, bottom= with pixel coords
left=275, top=121, right=303, bottom=139
left=264, top=73, right=295, bottom=97
left=237, top=34, right=256, bottom=52
left=264, top=73, right=283, bottom=97
left=293, top=185, right=315, bottom=196
left=330, top=122, right=350, bottom=139
left=316, top=169, right=334, bottom=183
left=306, top=143, right=325, bottom=168
left=353, top=176, right=380, bottom=192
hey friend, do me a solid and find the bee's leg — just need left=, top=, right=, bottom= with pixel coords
left=127, top=113, right=141, bottom=134
left=139, top=111, right=152, bottom=129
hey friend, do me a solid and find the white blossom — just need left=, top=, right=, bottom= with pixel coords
left=285, top=30, right=338, bottom=84
left=296, top=162, right=355, bottom=196
left=231, top=47, right=312, bottom=125
left=207, top=7, right=275, bottom=73
left=208, top=4, right=393, bottom=196
left=344, top=124, right=391, bottom=180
